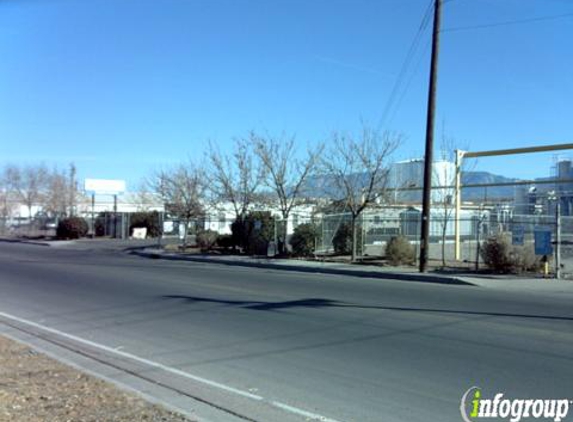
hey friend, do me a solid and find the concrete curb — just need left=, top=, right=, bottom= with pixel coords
left=0, top=237, right=51, bottom=247
left=130, top=250, right=476, bottom=286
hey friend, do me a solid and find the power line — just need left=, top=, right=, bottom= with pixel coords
left=386, top=39, right=431, bottom=127
left=442, top=11, right=573, bottom=32
left=375, top=0, right=434, bottom=133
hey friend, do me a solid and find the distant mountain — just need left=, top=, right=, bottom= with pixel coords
left=295, top=173, right=370, bottom=200
left=296, top=171, right=521, bottom=202
left=461, top=171, right=521, bottom=201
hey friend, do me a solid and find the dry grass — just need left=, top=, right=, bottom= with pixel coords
left=0, top=335, right=192, bottom=422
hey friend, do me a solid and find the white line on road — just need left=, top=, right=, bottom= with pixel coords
left=0, top=311, right=344, bottom=422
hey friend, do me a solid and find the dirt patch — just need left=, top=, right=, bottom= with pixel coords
left=0, top=335, right=192, bottom=422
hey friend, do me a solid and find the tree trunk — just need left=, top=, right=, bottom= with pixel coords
left=441, top=224, right=447, bottom=267
left=182, top=219, right=189, bottom=249
left=281, top=213, right=289, bottom=256
left=351, top=216, right=358, bottom=262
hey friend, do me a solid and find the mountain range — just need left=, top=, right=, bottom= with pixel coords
left=297, top=171, right=521, bottom=202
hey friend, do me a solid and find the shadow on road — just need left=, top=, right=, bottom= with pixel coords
left=162, top=295, right=573, bottom=321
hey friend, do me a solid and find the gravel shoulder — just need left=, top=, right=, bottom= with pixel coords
left=0, top=335, right=192, bottom=422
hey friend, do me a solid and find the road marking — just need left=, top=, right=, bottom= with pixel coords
left=271, top=401, right=337, bottom=421
left=0, top=311, right=343, bottom=422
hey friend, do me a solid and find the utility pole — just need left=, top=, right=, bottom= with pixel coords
left=419, top=0, right=443, bottom=273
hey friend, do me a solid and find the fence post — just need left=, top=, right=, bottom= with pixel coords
left=556, top=200, right=561, bottom=279
left=361, top=213, right=365, bottom=257
left=91, top=193, right=95, bottom=238
left=475, top=214, right=482, bottom=272
left=454, top=150, right=464, bottom=261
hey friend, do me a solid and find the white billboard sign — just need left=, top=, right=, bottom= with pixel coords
left=84, top=179, right=126, bottom=195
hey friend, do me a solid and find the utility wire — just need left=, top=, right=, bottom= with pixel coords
left=442, top=11, right=573, bottom=32
left=375, top=0, right=434, bottom=133
left=387, top=39, right=432, bottom=128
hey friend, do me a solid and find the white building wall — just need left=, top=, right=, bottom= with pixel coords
left=13, top=204, right=43, bottom=220
left=198, top=202, right=316, bottom=236
left=388, top=159, right=455, bottom=204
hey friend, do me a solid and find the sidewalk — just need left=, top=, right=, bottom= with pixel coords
left=134, top=247, right=476, bottom=285
left=6, top=236, right=572, bottom=293
left=0, top=236, right=157, bottom=249
left=131, top=248, right=573, bottom=294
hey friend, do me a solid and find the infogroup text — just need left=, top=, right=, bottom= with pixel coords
left=460, top=387, right=571, bottom=422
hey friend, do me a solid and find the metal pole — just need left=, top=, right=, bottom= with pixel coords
left=113, top=194, right=118, bottom=239
left=475, top=217, right=481, bottom=272
left=556, top=199, right=561, bottom=279
left=91, top=193, right=95, bottom=238
left=420, top=0, right=443, bottom=273
left=454, top=150, right=463, bottom=260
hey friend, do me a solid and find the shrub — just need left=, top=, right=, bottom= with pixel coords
left=332, top=222, right=352, bottom=254
left=196, top=229, right=218, bottom=251
left=385, top=236, right=415, bottom=266
left=56, top=217, right=89, bottom=239
left=332, top=222, right=363, bottom=255
left=231, top=212, right=275, bottom=255
left=129, top=211, right=161, bottom=238
left=481, top=233, right=542, bottom=274
left=94, top=212, right=113, bottom=237
left=216, top=234, right=235, bottom=249
left=289, top=223, right=318, bottom=257
left=94, top=218, right=105, bottom=236
left=231, top=219, right=247, bottom=250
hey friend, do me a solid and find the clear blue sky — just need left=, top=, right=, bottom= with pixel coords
left=1, top=0, right=572, bottom=189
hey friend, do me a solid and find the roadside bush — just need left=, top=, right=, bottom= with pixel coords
left=289, top=223, right=318, bottom=257
left=129, top=211, right=161, bottom=238
left=216, top=234, right=235, bottom=249
left=56, top=217, right=89, bottom=239
left=332, top=222, right=352, bottom=254
left=385, top=235, right=415, bottom=266
left=231, top=219, right=247, bottom=250
left=94, top=212, right=113, bottom=237
left=332, top=222, right=363, bottom=255
left=196, top=229, right=218, bottom=251
left=481, top=234, right=542, bottom=274
left=231, top=212, right=275, bottom=255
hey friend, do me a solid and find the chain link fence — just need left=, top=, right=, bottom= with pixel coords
left=304, top=209, right=569, bottom=274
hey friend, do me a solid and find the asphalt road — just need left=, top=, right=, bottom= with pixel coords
left=0, top=241, right=572, bottom=422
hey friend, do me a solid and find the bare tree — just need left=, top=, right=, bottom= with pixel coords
left=253, top=132, right=322, bottom=254
left=151, top=162, right=207, bottom=246
left=0, top=191, right=14, bottom=233
left=206, top=134, right=265, bottom=221
left=434, top=132, right=473, bottom=267
left=44, top=167, right=69, bottom=218
left=68, top=163, right=78, bottom=216
left=4, top=164, right=49, bottom=222
left=130, top=180, right=156, bottom=212
left=0, top=168, right=16, bottom=232
left=321, top=126, right=401, bottom=262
